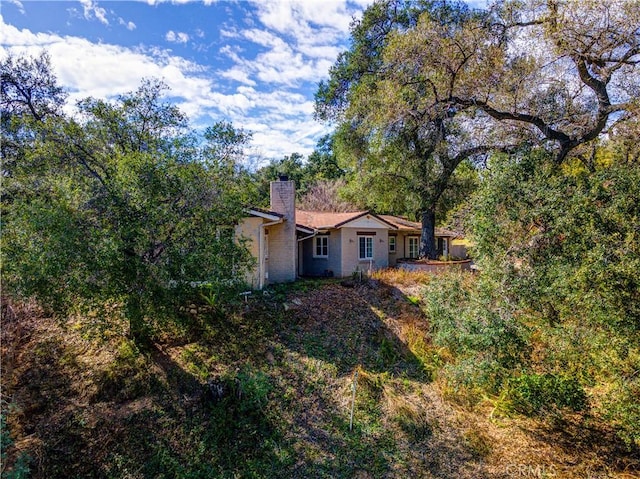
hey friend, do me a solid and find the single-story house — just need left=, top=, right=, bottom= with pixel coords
left=235, top=178, right=464, bottom=289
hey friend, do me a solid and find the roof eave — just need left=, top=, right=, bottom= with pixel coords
left=245, top=207, right=284, bottom=221
left=296, top=224, right=315, bottom=234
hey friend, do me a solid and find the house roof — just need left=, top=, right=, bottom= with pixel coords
left=246, top=207, right=315, bottom=234
left=295, top=210, right=398, bottom=231
left=378, top=215, right=459, bottom=237
left=295, top=223, right=315, bottom=234
left=296, top=210, right=364, bottom=230
left=379, top=215, right=421, bottom=232
left=247, top=207, right=460, bottom=238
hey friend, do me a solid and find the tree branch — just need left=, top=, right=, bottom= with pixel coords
left=449, top=96, right=573, bottom=146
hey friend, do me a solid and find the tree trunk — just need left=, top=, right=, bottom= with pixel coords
left=126, top=292, right=147, bottom=344
left=420, top=209, right=437, bottom=260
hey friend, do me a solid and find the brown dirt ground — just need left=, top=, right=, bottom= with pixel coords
left=1, top=275, right=639, bottom=478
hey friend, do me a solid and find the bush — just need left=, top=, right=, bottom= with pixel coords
left=1, top=410, right=31, bottom=479
left=421, top=272, right=530, bottom=395
left=601, top=378, right=640, bottom=448
left=508, top=373, right=587, bottom=415
left=465, top=149, right=640, bottom=442
left=1, top=60, right=254, bottom=345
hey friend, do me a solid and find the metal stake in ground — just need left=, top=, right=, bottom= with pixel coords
left=349, top=368, right=359, bottom=431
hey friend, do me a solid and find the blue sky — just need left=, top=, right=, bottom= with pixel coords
left=1, top=0, right=487, bottom=163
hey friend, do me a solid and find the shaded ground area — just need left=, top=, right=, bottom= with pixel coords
left=268, top=280, right=487, bottom=478
left=1, top=275, right=638, bottom=478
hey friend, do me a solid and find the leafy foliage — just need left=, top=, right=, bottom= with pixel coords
left=1, top=409, right=31, bottom=479
left=1, top=54, right=253, bottom=341
left=421, top=272, right=530, bottom=396
left=317, top=0, right=490, bottom=257
left=316, top=0, right=639, bottom=257
left=470, top=150, right=640, bottom=334
left=304, top=134, right=345, bottom=182
left=459, top=145, right=640, bottom=445
left=252, top=152, right=307, bottom=205
left=508, top=373, right=587, bottom=415
left=416, top=129, right=639, bottom=446
left=251, top=134, right=347, bottom=208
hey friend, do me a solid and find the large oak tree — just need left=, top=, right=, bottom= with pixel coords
left=453, top=0, right=640, bottom=167
left=316, top=0, right=507, bottom=258
left=316, top=0, right=639, bottom=258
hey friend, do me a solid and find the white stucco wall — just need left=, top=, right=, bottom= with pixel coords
left=340, top=227, right=389, bottom=277
left=235, top=217, right=263, bottom=289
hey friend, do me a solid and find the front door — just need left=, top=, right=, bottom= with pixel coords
left=408, top=237, right=419, bottom=258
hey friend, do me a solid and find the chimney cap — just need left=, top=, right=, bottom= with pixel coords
left=278, top=174, right=289, bottom=181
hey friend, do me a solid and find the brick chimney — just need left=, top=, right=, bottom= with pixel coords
left=268, top=178, right=297, bottom=283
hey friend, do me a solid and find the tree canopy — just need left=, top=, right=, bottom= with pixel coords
left=454, top=0, right=640, bottom=166
left=316, top=0, right=639, bottom=258
left=1, top=52, right=253, bottom=341
left=316, top=0, right=505, bottom=258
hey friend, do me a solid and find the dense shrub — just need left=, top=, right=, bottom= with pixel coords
left=422, top=273, right=530, bottom=396
left=461, top=149, right=640, bottom=445
left=1, top=56, right=254, bottom=342
left=508, top=373, right=587, bottom=415
left=1, top=410, right=31, bottom=479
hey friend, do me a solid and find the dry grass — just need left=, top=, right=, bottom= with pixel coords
left=370, top=267, right=435, bottom=287
left=2, top=278, right=639, bottom=478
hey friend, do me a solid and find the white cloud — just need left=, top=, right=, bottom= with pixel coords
left=219, top=44, right=244, bottom=63
left=118, top=18, right=137, bottom=30
left=241, top=28, right=286, bottom=49
left=0, top=20, right=65, bottom=49
left=1, top=20, right=199, bottom=107
left=297, top=43, right=342, bottom=61
left=145, top=0, right=217, bottom=4
left=201, top=0, right=371, bottom=158
left=0, top=0, right=376, bottom=160
left=6, top=0, right=25, bottom=15
left=255, top=1, right=354, bottom=35
left=0, top=17, right=327, bottom=160
left=219, top=30, right=341, bottom=87
left=247, top=118, right=330, bottom=160
left=216, top=0, right=365, bottom=90
left=165, top=30, right=189, bottom=44
left=79, top=0, right=109, bottom=25
left=220, top=67, right=256, bottom=86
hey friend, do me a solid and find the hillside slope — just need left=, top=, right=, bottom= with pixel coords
left=1, top=274, right=638, bottom=478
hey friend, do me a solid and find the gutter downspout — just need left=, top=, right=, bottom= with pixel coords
left=297, top=231, right=318, bottom=242
left=259, top=218, right=283, bottom=290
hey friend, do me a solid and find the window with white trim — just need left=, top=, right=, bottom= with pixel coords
left=314, top=235, right=329, bottom=258
left=408, top=237, right=419, bottom=258
left=359, top=236, right=374, bottom=260
left=389, top=236, right=396, bottom=253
